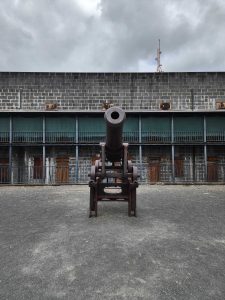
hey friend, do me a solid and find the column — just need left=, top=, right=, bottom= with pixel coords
left=171, top=115, right=175, bottom=182
left=43, top=115, right=46, bottom=183
left=75, top=115, right=79, bottom=183
left=9, top=114, right=13, bottom=184
left=138, top=114, right=143, bottom=181
left=204, top=115, right=207, bottom=181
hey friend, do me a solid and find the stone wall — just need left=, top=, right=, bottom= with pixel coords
left=1, top=72, right=225, bottom=111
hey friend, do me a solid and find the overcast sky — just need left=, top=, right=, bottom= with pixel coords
left=0, top=0, right=225, bottom=72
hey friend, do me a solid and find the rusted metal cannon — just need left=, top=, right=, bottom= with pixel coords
left=89, top=106, right=138, bottom=217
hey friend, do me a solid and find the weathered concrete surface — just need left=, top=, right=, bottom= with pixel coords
left=0, top=185, right=225, bottom=300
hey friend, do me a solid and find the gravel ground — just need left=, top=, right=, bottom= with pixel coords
left=0, top=185, right=225, bottom=300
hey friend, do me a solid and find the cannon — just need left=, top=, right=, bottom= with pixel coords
left=89, top=106, right=138, bottom=217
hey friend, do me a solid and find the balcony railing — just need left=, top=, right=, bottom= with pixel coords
left=123, top=131, right=139, bottom=143
left=45, top=132, right=75, bottom=143
left=13, top=132, right=43, bottom=143
left=0, top=132, right=9, bottom=143
left=142, top=131, right=171, bottom=143
left=206, top=131, right=225, bottom=142
left=78, top=132, right=105, bottom=143
left=1, top=130, right=225, bottom=144
left=174, top=131, right=204, bottom=143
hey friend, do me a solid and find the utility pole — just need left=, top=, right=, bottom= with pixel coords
left=155, top=39, right=163, bottom=72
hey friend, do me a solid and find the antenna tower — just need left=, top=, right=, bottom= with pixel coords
left=155, top=39, right=163, bottom=72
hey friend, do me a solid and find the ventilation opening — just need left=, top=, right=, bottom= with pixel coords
left=216, top=101, right=225, bottom=109
left=111, top=111, right=119, bottom=119
left=160, top=102, right=171, bottom=110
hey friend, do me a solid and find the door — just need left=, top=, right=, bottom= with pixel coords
left=207, top=157, right=218, bottom=182
left=149, top=158, right=160, bottom=183
left=56, top=157, right=69, bottom=183
left=33, top=157, right=43, bottom=180
left=175, top=158, right=184, bottom=177
left=0, top=158, right=9, bottom=183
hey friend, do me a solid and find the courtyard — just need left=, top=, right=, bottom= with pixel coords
left=0, top=185, right=225, bottom=299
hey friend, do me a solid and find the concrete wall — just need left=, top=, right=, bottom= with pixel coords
left=1, top=72, right=225, bottom=111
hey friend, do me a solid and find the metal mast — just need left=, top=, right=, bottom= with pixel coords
left=155, top=39, right=163, bottom=72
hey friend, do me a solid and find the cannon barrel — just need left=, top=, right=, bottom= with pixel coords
left=104, top=106, right=126, bottom=162
left=89, top=106, right=138, bottom=217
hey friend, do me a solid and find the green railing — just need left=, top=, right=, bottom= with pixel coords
left=78, top=131, right=139, bottom=143
left=123, top=131, right=139, bottom=143
left=78, top=132, right=105, bottom=143
left=45, top=132, right=75, bottom=143
left=174, top=131, right=204, bottom=143
left=1, top=131, right=225, bottom=144
left=142, top=131, right=171, bottom=143
left=13, top=132, right=43, bottom=143
left=206, top=131, right=225, bottom=142
left=0, top=132, right=10, bottom=143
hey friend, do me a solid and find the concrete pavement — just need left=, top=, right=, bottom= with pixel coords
left=0, top=185, right=225, bottom=299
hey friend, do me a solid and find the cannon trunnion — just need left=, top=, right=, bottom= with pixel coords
left=88, top=106, right=138, bottom=217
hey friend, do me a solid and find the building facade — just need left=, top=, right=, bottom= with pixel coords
left=0, top=72, right=225, bottom=184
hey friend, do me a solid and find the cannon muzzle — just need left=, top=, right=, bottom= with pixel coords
left=104, top=106, right=126, bottom=162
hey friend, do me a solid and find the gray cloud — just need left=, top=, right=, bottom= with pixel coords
left=0, top=0, right=225, bottom=72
